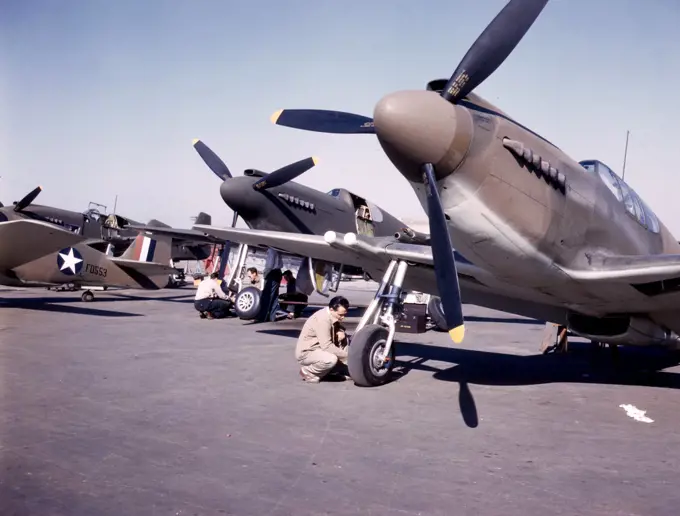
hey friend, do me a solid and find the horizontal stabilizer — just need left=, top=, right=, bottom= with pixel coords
left=0, top=219, right=86, bottom=271
left=110, top=258, right=176, bottom=276
left=110, top=258, right=177, bottom=289
left=113, top=231, right=175, bottom=288
left=195, top=212, right=211, bottom=225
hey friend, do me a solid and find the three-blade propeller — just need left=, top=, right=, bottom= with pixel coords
left=192, top=139, right=320, bottom=230
left=265, top=0, right=550, bottom=343
left=192, top=139, right=319, bottom=192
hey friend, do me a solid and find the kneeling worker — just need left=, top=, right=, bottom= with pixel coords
left=296, top=296, right=351, bottom=383
left=194, top=272, right=232, bottom=319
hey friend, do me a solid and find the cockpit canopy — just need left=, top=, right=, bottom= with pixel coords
left=580, top=159, right=660, bottom=233
left=326, top=188, right=384, bottom=222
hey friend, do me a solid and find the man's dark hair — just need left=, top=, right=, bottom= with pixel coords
left=247, top=267, right=257, bottom=274
left=329, top=296, right=349, bottom=311
left=283, top=269, right=293, bottom=278
left=210, top=272, right=219, bottom=279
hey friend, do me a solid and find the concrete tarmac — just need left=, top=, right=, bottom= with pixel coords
left=1, top=284, right=680, bottom=515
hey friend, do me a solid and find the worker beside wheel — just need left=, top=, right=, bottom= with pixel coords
left=296, top=296, right=351, bottom=383
left=194, top=272, right=233, bottom=319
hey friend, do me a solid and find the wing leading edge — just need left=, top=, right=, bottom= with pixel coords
left=190, top=225, right=483, bottom=283
left=0, top=219, right=87, bottom=271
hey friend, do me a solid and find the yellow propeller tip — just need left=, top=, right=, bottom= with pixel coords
left=312, top=156, right=320, bottom=166
left=449, top=325, right=465, bottom=344
left=192, top=138, right=200, bottom=145
left=270, top=109, right=283, bottom=124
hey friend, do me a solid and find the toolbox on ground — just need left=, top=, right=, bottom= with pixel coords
left=396, top=302, right=428, bottom=333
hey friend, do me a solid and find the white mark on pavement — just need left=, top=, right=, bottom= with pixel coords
left=619, top=404, right=654, bottom=423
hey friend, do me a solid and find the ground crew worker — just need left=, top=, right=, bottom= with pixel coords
left=296, top=296, right=351, bottom=383
left=246, top=267, right=263, bottom=289
left=194, top=272, right=232, bottom=319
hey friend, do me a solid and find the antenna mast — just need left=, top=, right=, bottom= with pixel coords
left=621, top=130, right=630, bottom=181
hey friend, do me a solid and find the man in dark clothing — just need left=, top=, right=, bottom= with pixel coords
left=256, top=249, right=289, bottom=322
left=279, top=269, right=309, bottom=319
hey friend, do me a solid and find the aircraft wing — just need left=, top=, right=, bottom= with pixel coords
left=191, top=225, right=477, bottom=275
left=125, top=224, right=223, bottom=245
left=0, top=219, right=87, bottom=271
left=194, top=226, right=375, bottom=268
left=190, top=225, right=572, bottom=323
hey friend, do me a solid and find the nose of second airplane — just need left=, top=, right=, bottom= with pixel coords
left=219, top=176, right=259, bottom=219
left=373, top=90, right=473, bottom=183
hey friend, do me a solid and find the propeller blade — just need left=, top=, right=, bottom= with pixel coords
left=270, top=109, right=375, bottom=134
left=421, top=163, right=465, bottom=343
left=230, top=210, right=238, bottom=228
left=13, top=186, right=42, bottom=212
left=252, top=157, right=319, bottom=191
left=441, top=0, right=549, bottom=104
left=192, top=139, right=232, bottom=180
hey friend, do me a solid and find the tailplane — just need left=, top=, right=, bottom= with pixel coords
left=111, top=231, right=175, bottom=288
left=195, top=212, right=211, bottom=225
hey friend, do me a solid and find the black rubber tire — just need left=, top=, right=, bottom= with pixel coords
left=427, top=296, right=448, bottom=332
left=234, top=286, right=261, bottom=320
left=81, top=291, right=94, bottom=302
left=347, top=324, right=395, bottom=387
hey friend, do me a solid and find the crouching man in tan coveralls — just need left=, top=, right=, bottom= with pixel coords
left=296, top=296, right=351, bottom=383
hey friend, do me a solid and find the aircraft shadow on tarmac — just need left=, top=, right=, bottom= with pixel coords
left=0, top=297, right=143, bottom=317
left=257, top=327, right=680, bottom=429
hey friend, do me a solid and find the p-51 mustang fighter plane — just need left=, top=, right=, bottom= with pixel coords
left=0, top=185, right=214, bottom=263
left=188, top=0, right=680, bottom=387
left=127, top=139, right=429, bottom=306
left=0, top=217, right=175, bottom=301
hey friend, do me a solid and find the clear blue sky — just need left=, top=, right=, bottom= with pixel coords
left=2, top=0, right=679, bottom=234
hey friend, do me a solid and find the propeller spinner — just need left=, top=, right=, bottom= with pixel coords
left=265, top=0, right=550, bottom=343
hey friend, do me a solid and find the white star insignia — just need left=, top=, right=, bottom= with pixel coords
left=59, top=248, right=83, bottom=274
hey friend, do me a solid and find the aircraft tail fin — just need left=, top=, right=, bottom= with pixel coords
left=120, top=231, right=172, bottom=265
left=111, top=231, right=175, bottom=288
left=146, top=218, right=171, bottom=228
left=195, top=212, right=211, bottom=225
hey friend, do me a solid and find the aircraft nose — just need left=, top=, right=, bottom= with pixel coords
left=219, top=176, right=259, bottom=219
left=373, top=90, right=473, bottom=182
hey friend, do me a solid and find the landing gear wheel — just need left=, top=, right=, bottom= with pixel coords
left=427, top=296, right=448, bottom=332
left=347, top=324, right=395, bottom=387
left=234, top=286, right=261, bottom=320
left=81, top=290, right=94, bottom=302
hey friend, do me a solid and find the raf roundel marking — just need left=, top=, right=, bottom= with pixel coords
left=57, top=247, right=84, bottom=276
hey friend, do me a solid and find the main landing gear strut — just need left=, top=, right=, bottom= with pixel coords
left=347, top=259, right=410, bottom=387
